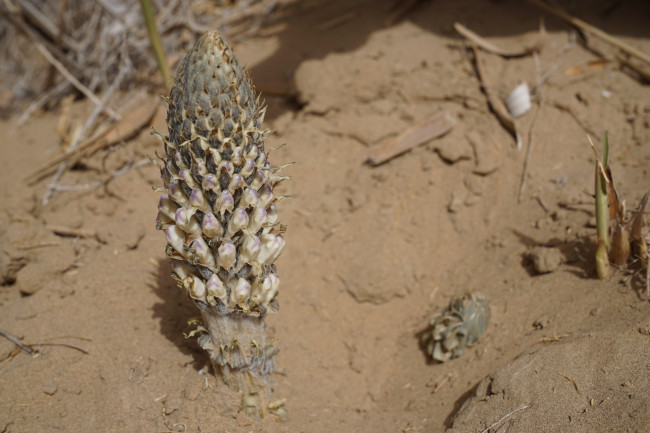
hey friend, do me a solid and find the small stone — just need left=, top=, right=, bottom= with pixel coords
left=126, top=224, right=146, bottom=250
left=164, top=396, right=182, bottom=415
left=16, top=262, right=47, bottom=295
left=42, top=380, right=58, bottom=396
left=467, top=131, right=501, bottom=175
left=448, top=185, right=468, bottom=214
left=638, top=319, right=650, bottom=336
left=551, top=209, right=568, bottom=222
left=528, top=246, right=563, bottom=274
left=533, top=315, right=551, bottom=330
left=0, top=248, right=26, bottom=285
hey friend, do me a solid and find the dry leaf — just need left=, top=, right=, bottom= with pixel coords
left=630, top=193, right=649, bottom=260
left=610, top=221, right=630, bottom=266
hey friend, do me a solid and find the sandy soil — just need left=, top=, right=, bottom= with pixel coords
left=1, top=1, right=650, bottom=432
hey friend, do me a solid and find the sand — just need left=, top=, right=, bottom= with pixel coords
left=1, top=1, right=649, bottom=432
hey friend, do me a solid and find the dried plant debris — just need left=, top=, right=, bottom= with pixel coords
left=367, top=111, right=456, bottom=166
left=153, top=31, right=288, bottom=419
left=0, top=0, right=284, bottom=113
left=421, top=293, right=491, bottom=363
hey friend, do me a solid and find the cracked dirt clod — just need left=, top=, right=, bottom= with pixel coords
left=529, top=246, right=563, bottom=274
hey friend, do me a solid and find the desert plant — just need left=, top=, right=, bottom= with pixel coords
left=139, top=0, right=171, bottom=87
left=591, top=132, right=649, bottom=291
left=421, top=293, right=491, bottom=362
left=153, top=31, right=288, bottom=419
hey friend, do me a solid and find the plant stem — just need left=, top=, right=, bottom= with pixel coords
left=139, top=0, right=171, bottom=88
left=196, top=305, right=277, bottom=419
left=595, top=130, right=610, bottom=278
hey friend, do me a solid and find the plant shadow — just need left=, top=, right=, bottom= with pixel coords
left=245, top=0, right=650, bottom=122
left=149, top=258, right=206, bottom=371
left=512, top=229, right=595, bottom=279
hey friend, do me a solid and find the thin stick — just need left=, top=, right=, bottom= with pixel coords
left=34, top=43, right=120, bottom=120
left=645, top=254, right=650, bottom=298
left=471, top=46, right=520, bottom=147
left=559, top=373, right=584, bottom=398
left=518, top=104, right=539, bottom=202
left=551, top=101, right=599, bottom=138
left=36, top=342, right=89, bottom=355
left=17, top=241, right=61, bottom=250
left=29, top=100, right=157, bottom=185
left=479, top=404, right=530, bottom=433
left=41, top=58, right=129, bottom=205
left=0, top=327, right=34, bottom=354
left=537, top=32, right=576, bottom=89
left=17, top=80, right=71, bottom=125
left=47, top=225, right=96, bottom=238
left=0, top=4, right=80, bottom=76
left=527, top=0, right=650, bottom=66
left=518, top=51, right=544, bottom=202
left=318, top=10, right=358, bottom=32
left=47, top=158, right=150, bottom=194
left=385, top=0, right=419, bottom=26
left=454, top=22, right=545, bottom=58
left=14, top=0, right=81, bottom=53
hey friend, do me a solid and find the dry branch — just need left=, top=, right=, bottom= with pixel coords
left=470, top=47, right=520, bottom=147
left=48, top=225, right=96, bottom=238
left=454, top=22, right=546, bottom=58
left=2, top=0, right=285, bottom=115
left=367, top=111, right=456, bottom=165
left=479, top=405, right=530, bottom=433
left=34, top=42, right=120, bottom=120
left=26, top=99, right=159, bottom=184
left=527, top=0, right=650, bottom=65
left=528, top=0, right=650, bottom=81
left=14, top=0, right=82, bottom=53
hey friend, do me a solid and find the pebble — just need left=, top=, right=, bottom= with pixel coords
left=467, top=131, right=501, bottom=175
left=42, top=379, right=58, bottom=396
left=529, top=246, right=563, bottom=274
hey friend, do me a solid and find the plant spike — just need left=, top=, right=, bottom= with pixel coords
left=154, top=31, right=287, bottom=419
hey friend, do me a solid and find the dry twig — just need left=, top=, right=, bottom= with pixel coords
left=45, top=157, right=150, bottom=195
left=30, top=99, right=157, bottom=183
left=14, top=0, right=82, bottom=53
left=559, top=373, right=584, bottom=399
left=367, top=112, right=456, bottom=165
left=38, top=55, right=132, bottom=205
left=34, top=42, right=120, bottom=120
left=47, top=225, right=96, bottom=238
left=454, top=22, right=546, bottom=58
left=527, top=0, right=650, bottom=65
left=0, top=327, right=34, bottom=355
left=17, top=80, right=71, bottom=125
left=551, top=101, right=599, bottom=138
left=479, top=405, right=530, bottom=433
left=385, top=0, right=420, bottom=26
left=528, top=0, right=650, bottom=81
left=470, top=46, right=520, bottom=147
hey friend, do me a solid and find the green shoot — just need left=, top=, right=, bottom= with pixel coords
left=139, top=0, right=171, bottom=88
left=592, top=131, right=610, bottom=279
